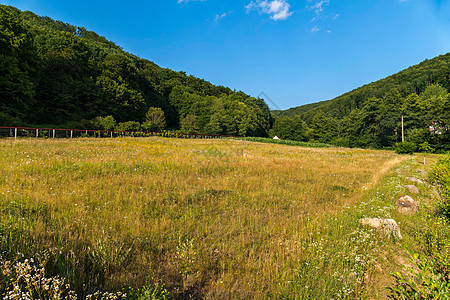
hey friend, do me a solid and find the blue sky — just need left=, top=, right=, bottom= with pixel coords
left=2, top=0, right=450, bottom=109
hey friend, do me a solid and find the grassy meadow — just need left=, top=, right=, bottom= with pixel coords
left=0, top=137, right=414, bottom=298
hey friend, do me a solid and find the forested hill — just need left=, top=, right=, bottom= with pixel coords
left=274, top=53, right=450, bottom=121
left=0, top=5, right=272, bottom=136
left=270, top=53, right=450, bottom=151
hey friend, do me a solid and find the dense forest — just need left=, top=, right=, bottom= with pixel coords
left=0, top=5, right=272, bottom=136
left=271, top=54, right=450, bottom=152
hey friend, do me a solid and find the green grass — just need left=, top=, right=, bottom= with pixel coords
left=232, top=137, right=334, bottom=148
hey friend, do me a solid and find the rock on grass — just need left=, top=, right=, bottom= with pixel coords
left=360, top=218, right=402, bottom=239
left=396, top=195, right=418, bottom=215
left=404, top=185, right=420, bottom=194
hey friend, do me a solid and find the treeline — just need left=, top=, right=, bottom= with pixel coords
left=0, top=5, right=272, bottom=137
left=271, top=84, right=450, bottom=151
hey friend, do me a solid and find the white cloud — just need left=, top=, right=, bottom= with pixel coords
left=177, top=0, right=206, bottom=4
left=308, top=0, right=330, bottom=15
left=246, top=0, right=293, bottom=21
left=307, top=1, right=339, bottom=34
left=215, top=12, right=228, bottom=21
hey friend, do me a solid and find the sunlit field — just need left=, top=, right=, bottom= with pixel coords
left=0, top=138, right=403, bottom=298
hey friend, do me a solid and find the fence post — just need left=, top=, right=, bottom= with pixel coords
left=14, top=128, right=17, bottom=139
left=36, top=129, right=39, bottom=138
left=53, top=130, right=55, bottom=139
left=70, top=130, right=73, bottom=138
left=110, top=131, right=113, bottom=138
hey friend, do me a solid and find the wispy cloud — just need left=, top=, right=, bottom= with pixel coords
left=308, top=0, right=330, bottom=15
left=177, top=0, right=206, bottom=4
left=215, top=12, right=228, bottom=21
left=307, top=0, right=340, bottom=33
left=245, top=0, right=293, bottom=21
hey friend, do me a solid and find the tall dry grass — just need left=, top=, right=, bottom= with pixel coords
left=0, top=137, right=400, bottom=298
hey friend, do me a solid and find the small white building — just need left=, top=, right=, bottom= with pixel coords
left=273, top=136, right=280, bottom=140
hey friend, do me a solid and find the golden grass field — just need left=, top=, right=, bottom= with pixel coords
left=0, top=137, right=410, bottom=298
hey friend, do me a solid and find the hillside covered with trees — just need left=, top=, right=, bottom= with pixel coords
left=0, top=5, right=272, bottom=136
left=271, top=54, right=450, bottom=151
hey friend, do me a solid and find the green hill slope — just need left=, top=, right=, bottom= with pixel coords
left=0, top=5, right=272, bottom=136
left=271, top=54, right=450, bottom=150
left=275, top=53, right=450, bottom=122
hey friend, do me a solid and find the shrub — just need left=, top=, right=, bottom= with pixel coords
left=115, top=121, right=141, bottom=132
left=93, top=116, right=116, bottom=131
left=390, top=251, right=450, bottom=299
left=429, top=156, right=450, bottom=216
left=125, top=280, right=168, bottom=300
left=394, top=142, right=417, bottom=154
left=331, top=137, right=351, bottom=148
left=429, top=156, right=450, bottom=185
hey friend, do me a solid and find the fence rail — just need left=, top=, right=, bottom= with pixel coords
left=0, top=126, right=234, bottom=140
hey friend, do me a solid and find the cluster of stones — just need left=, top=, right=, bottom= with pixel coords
left=360, top=173, right=424, bottom=239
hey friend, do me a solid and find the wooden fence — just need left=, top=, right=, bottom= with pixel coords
left=0, top=126, right=234, bottom=140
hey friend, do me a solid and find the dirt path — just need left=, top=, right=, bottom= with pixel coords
left=366, top=155, right=411, bottom=190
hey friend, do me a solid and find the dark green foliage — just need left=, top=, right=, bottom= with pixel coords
left=180, top=114, right=199, bottom=133
left=115, top=121, right=141, bottom=132
left=279, top=84, right=450, bottom=150
left=308, top=111, right=339, bottom=144
left=0, top=5, right=271, bottom=137
left=0, top=6, right=36, bottom=124
left=394, top=142, right=417, bottom=154
left=93, top=115, right=116, bottom=131
left=271, top=100, right=329, bottom=119
left=269, top=115, right=308, bottom=141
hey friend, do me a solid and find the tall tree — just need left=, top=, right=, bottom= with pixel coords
left=180, top=114, right=199, bottom=133
left=144, top=107, right=166, bottom=131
